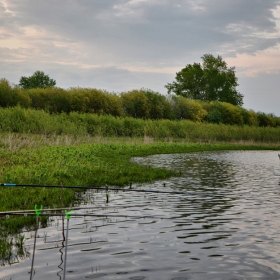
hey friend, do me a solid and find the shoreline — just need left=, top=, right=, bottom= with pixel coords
left=0, top=133, right=280, bottom=234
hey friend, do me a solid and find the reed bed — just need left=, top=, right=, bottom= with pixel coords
left=1, top=107, right=280, bottom=143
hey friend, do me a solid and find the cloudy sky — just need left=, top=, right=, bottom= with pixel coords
left=1, top=0, right=280, bottom=115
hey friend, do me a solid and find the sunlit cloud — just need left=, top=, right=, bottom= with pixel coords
left=226, top=44, right=280, bottom=76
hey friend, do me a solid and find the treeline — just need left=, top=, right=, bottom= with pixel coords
left=1, top=107, right=280, bottom=143
left=0, top=78, right=279, bottom=127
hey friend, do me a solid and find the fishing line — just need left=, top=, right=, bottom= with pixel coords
left=0, top=183, right=225, bottom=197
left=2, top=212, right=169, bottom=220
left=63, top=210, right=72, bottom=280
left=30, top=205, right=42, bottom=280
left=0, top=204, right=150, bottom=215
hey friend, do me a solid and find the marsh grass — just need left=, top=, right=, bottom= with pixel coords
left=0, top=122, right=280, bottom=239
left=0, top=133, right=163, bottom=151
left=1, top=107, right=280, bottom=143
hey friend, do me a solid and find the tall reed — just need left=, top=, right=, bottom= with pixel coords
left=0, top=107, right=280, bottom=143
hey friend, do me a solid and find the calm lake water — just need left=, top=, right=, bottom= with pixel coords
left=1, top=150, right=280, bottom=280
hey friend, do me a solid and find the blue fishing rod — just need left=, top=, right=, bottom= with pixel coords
left=0, top=182, right=186, bottom=194
left=0, top=183, right=224, bottom=197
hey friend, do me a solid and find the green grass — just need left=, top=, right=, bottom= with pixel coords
left=1, top=140, right=279, bottom=212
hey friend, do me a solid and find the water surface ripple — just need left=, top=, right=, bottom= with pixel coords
left=1, top=150, right=280, bottom=280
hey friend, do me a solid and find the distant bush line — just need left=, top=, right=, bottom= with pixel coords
left=1, top=106, right=280, bottom=143
left=1, top=78, right=280, bottom=127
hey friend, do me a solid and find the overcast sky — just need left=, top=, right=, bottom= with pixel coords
left=1, top=0, right=280, bottom=115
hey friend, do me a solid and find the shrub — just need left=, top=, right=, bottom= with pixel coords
left=69, top=88, right=123, bottom=116
left=171, top=95, right=207, bottom=121
left=207, top=108, right=223, bottom=124
left=256, top=112, right=276, bottom=127
left=241, top=109, right=259, bottom=126
left=120, top=90, right=150, bottom=118
left=27, top=87, right=70, bottom=113
left=202, top=101, right=243, bottom=125
left=0, top=79, right=31, bottom=108
left=142, top=89, right=172, bottom=119
left=219, top=102, right=244, bottom=125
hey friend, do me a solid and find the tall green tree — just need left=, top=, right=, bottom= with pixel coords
left=19, top=71, right=56, bottom=89
left=165, top=54, right=244, bottom=106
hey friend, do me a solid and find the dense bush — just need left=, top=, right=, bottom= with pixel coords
left=241, top=109, right=259, bottom=126
left=201, top=101, right=243, bottom=125
left=256, top=112, right=277, bottom=127
left=27, top=87, right=70, bottom=113
left=219, top=102, right=244, bottom=125
left=0, top=79, right=31, bottom=108
left=68, top=88, right=123, bottom=116
left=120, top=89, right=172, bottom=119
left=0, top=78, right=279, bottom=127
left=120, top=90, right=150, bottom=118
left=142, top=89, right=172, bottom=119
left=171, top=95, right=207, bottom=121
left=207, top=108, right=223, bottom=124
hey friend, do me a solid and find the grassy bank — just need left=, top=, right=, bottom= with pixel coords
left=1, top=133, right=280, bottom=234
left=0, top=135, right=280, bottom=263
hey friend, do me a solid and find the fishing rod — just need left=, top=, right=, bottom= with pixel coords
left=0, top=183, right=224, bottom=197
left=3, top=212, right=169, bottom=220
left=0, top=204, right=149, bottom=215
left=0, top=183, right=187, bottom=194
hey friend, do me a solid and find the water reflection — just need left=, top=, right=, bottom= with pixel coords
left=57, top=215, right=65, bottom=280
left=1, top=150, right=280, bottom=279
left=133, top=152, right=241, bottom=247
left=0, top=234, right=30, bottom=266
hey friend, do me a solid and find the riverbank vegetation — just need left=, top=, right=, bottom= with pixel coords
left=0, top=134, right=279, bottom=264
left=1, top=107, right=280, bottom=142
left=1, top=72, right=280, bottom=242
left=1, top=132, right=280, bottom=234
left=1, top=78, right=280, bottom=127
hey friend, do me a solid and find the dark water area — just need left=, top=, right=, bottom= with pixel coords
left=1, top=150, right=280, bottom=279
